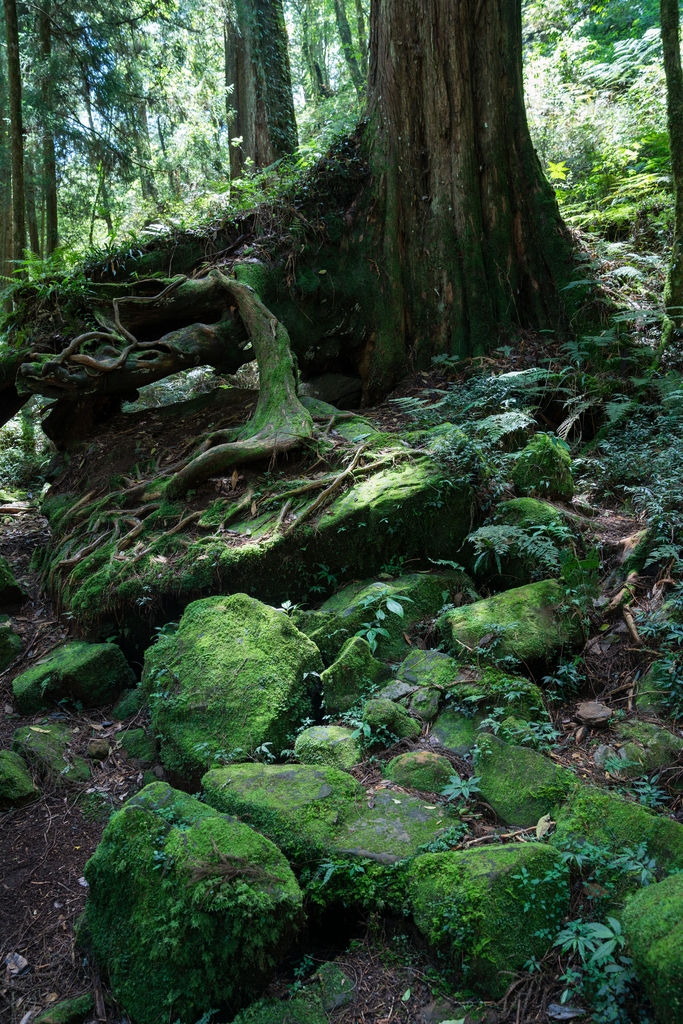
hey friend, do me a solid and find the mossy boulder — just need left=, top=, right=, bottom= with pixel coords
left=317, top=961, right=355, bottom=1010
left=202, top=762, right=447, bottom=864
left=486, top=497, right=571, bottom=585
left=12, top=641, right=135, bottom=714
left=231, top=992, right=327, bottom=1024
left=0, top=619, right=21, bottom=670
left=622, top=872, right=683, bottom=1023
left=0, top=749, right=39, bottom=808
left=613, top=720, right=683, bottom=778
left=497, top=716, right=540, bottom=748
left=112, top=686, right=146, bottom=719
left=409, top=686, right=441, bottom=720
left=34, top=993, right=94, bottom=1024
left=395, top=648, right=461, bottom=688
left=0, top=554, right=26, bottom=608
left=320, top=635, right=390, bottom=714
left=12, top=722, right=90, bottom=784
left=141, top=594, right=323, bottom=780
left=83, top=783, right=303, bottom=1024
left=294, top=725, right=361, bottom=769
left=475, top=734, right=575, bottom=826
left=511, top=434, right=574, bottom=501
left=437, top=580, right=583, bottom=668
left=363, top=697, right=421, bottom=741
left=117, top=728, right=158, bottom=762
left=384, top=751, right=453, bottom=793
left=408, top=844, right=569, bottom=998
left=552, top=783, right=683, bottom=872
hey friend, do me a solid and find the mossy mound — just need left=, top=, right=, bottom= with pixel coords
left=552, top=783, right=683, bottom=872
left=0, top=749, right=39, bottom=808
left=0, top=554, right=26, bottom=608
left=12, top=641, right=135, bottom=714
left=141, top=594, right=323, bottom=780
left=613, top=720, right=683, bottom=778
left=489, top=497, right=571, bottom=586
left=231, top=991, right=327, bottom=1024
left=0, top=619, right=21, bottom=670
left=511, top=434, right=574, bottom=501
left=475, top=734, right=575, bottom=826
left=112, top=686, right=146, bottom=719
left=320, top=636, right=390, bottom=714
left=408, top=844, right=569, bottom=998
left=437, top=580, right=583, bottom=668
left=34, top=993, right=94, bottom=1024
left=395, top=649, right=461, bottom=688
left=294, top=725, right=361, bottom=769
left=622, top=872, right=683, bottom=1023
left=202, top=762, right=447, bottom=865
left=83, top=783, right=303, bottom=1024
left=12, top=722, right=91, bottom=784
left=117, top=728, right=158, bottom=762
left=363, top=697, right=421, bottom=741
left=383, top=751, right=453, bottom=793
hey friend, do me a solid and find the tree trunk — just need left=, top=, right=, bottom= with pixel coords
left=4, top=0, right=26, bottom=273
left=358, top=0, right=574, bottom=394
left=224, top=0, right=298, bottom=173
left=0, top=54, right=14, bottom=284
left=354, top=0, right=368, bottom=78
left=333, top=0, right=364, bottom=98
left=25, top=153, right=40, bottom=256
left=39, top=0, right=58, bottom=255
left=661, top=0, right=683, bottom=344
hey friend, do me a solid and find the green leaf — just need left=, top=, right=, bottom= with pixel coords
left=385, top=598, right=405, bottom=617
left=401, top=989, right=411, bottom=1002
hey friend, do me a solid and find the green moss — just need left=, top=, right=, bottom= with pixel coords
left=396, top=649, right=461, bottom=688
left=383, top=751, right=453, bottom=793
left=475, top=734, right=575, bottom=826
left=409, top=686, right=440, bottom=720
left=294, top=726, right=361, bottom=769
left=12, top=723, right=91, bottom=784
left=34, top=993, right=94, bottom=1024
left=112, top=687, right=146, bottom=720
left=0, top=620, right=21, bottom=670
left=408, top=844, right=569, bottom=998
left=12, top=641, right=135, bottom=714
left=492, top=498, right=570, bottom=585
left=622, top=873, right=683, bottom=1023
left=117, top=728, right=158, bottom=762
left=613, top=721, right=683, bottom=778
left=141, top=594, right=322, bottom=780
left=84, top=783, right=303, bottom=1024
left=363, top=697, right=421, bottom=741
left=0, top=749, right=39, bottom=808
left=552, top=783, right=683, bottom=872
left=511, top=434, right=574, bottom=501
left=0, top=554, right=25, bottom=607
left=320, top=636, right=390, bottom=714
left=231, top=992, right=327, bottom=1024
left=437, top=580, right=583, bottom=667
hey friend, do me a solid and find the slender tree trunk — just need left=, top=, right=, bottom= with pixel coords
left=225, top=0, right=298, bottom=174
left=4, top=0, right=26, bottom=272
left=0, top=54, right=14, bottom=284
left=84, top=87, right=113, bottom=235
left=25, top=153, right=40, bottom=256
left=333, top=0, right=364, bottom=97
left=661, top=0, right=683, bottom=343
left=354, top=0, right=368, bottom=78
left=39, top=0, right=58, bottom=255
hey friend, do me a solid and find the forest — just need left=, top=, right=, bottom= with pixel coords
left=1, top=1, right=683, bottom=1023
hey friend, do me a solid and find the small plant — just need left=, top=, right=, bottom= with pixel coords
left=629, top=776, right=667, bottom=808
left=440, top=773, right=481, bottom=806
left=354, top=587, right=414, bottom=654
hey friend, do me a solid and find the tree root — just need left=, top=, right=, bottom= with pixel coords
left=283, top=444, right=367, bottom=536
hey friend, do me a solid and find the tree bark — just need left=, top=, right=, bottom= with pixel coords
left=25, top=153, right=40, bottom=256
left=0, top=54, right=14, bottom=284
left=4, top=0, right=26, bottom=273
left=224, top=0, right=298, bottom=173
left=333, top=0, right=364, bottom=98
left=39, top=0, right=58, bottom=255
left=661, top=0, right=683, bottom=343
left=354, top=0, right=368, bottom=78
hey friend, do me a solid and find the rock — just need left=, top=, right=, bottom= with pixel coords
left=575, top=701, right=612, bottom=727
left=86, top=738, right=110, bottom=761
left=408, top=843, right=569, bottom=998
left=320, top=636, right=390, bottom=714
left=379, top=678, right=419, bottom=701
left=593, top=743, right=618, bottom=770
left=12, top=641, right=135, bottom=715
left=612, top=720, right=683, bottom=778
left=202, top=763, right=447, bottom=864
left=0, top=749, right=40, bottom=808
left=437, top=580, right=583, bottom=668
left=83, top=782, right=303, bottom=1024
left=318, top=961, right=355, bottom=1010
left=410, top=687, right=441, bottom=720
left=384, top=751, right=453, bottom=793
left=311, top=571, right=475, bottom=661
left=497, top=715, right=540, bottom=748
left=116, top=727, right=158, bottom=762
left=511, top=434, right=574, bottom=501
left=0, top=555, right=26, bottom=609
left=111, top=687, right=146, bottom=719
left=363, top=697, right=421, bottom=741
left=486, top=497, right=570, bottom=585
left=395, top=649, right=461, bottom=688
left=0, top=619, right=21, bottom=671
left=12, top=723, right=90, bottom=784
left=299, top=372, right=363, bottom=409
left=231, top=992, right=327, bottom=1024
left=475, top=734, right=575, bottom=827
left=141, top=594, right=323, bottom=780
left=622, top=872, right=683, bottom=1023
left=294, top=726, right=361, bottom=769
left=552, top=783, right=683, bottom=872
left=34, top=992, right=94, bottom=1024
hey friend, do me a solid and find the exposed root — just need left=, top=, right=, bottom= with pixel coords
left=283, top=443, right=367, bottom=536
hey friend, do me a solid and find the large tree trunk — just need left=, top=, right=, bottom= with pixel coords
left=661, top=0, right=683, bottom=345
left=39, top=0, right=58, bottom=255
left=358, top=0, right=574, bottom=394
left=4, top=0, right=26, bottom=273
left=224, top=0, right=298, bottom=174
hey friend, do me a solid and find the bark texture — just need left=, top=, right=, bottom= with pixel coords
left=4, top=0, right=26, bottom=271
left=39, top=1, right=59, bottom=255
left=661, top=0, right=683, bottom=343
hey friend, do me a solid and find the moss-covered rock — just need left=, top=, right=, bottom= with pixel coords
left=395, top=648, right=461, bottom=689
left=320, top=636, right=390, bottom=714
left=408, top=844, right=569, bottom=998
left=0, top=749, right=39, bottom=808
left=294, top=725, right=361, bottom=769
left=117, top=728, right=158, bottom=762
left=511, top=434, right=574, bottom=501
left=487, top=497, right=571, bottom=586
left=141, top=594, right=323, bottom=780
left=34, top=993, right=94, bottom=1024
left=497, top=715, right=539, bottom=748
left=363, top=697, right=421, bottom=741
left=12, top=641, right=135, bottom=714
left=202, top=762, right=447, bottom=864
left=622, top=872, right=683, bottom=1023
left=475, top=734, right=575, bottom=827
left=317, top=961, right=355, bottom=1010
left=112, top=686, right=146, bottom=719
left=613, top=720, right=683, bottom=778
left=12, top=723, right=90, bottom=784
left=0, top=619, right=21, bottom=670
left=552, top=783, right=683, bottom=872
left=0, top=554, right=26, bottom=608
left=84, top=782, right=303, bottom=1024
left=437, top=580, right=583, bottom=667
left=409, top=686, right=441, bottom=720
left=384, top=751, right=453, bottom=793
left=231, top=992, right=327, bottom=1024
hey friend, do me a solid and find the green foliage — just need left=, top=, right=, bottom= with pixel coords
left=353, top=587, right=413, bottom=653
left=439, top=773, right=482, bottom=807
